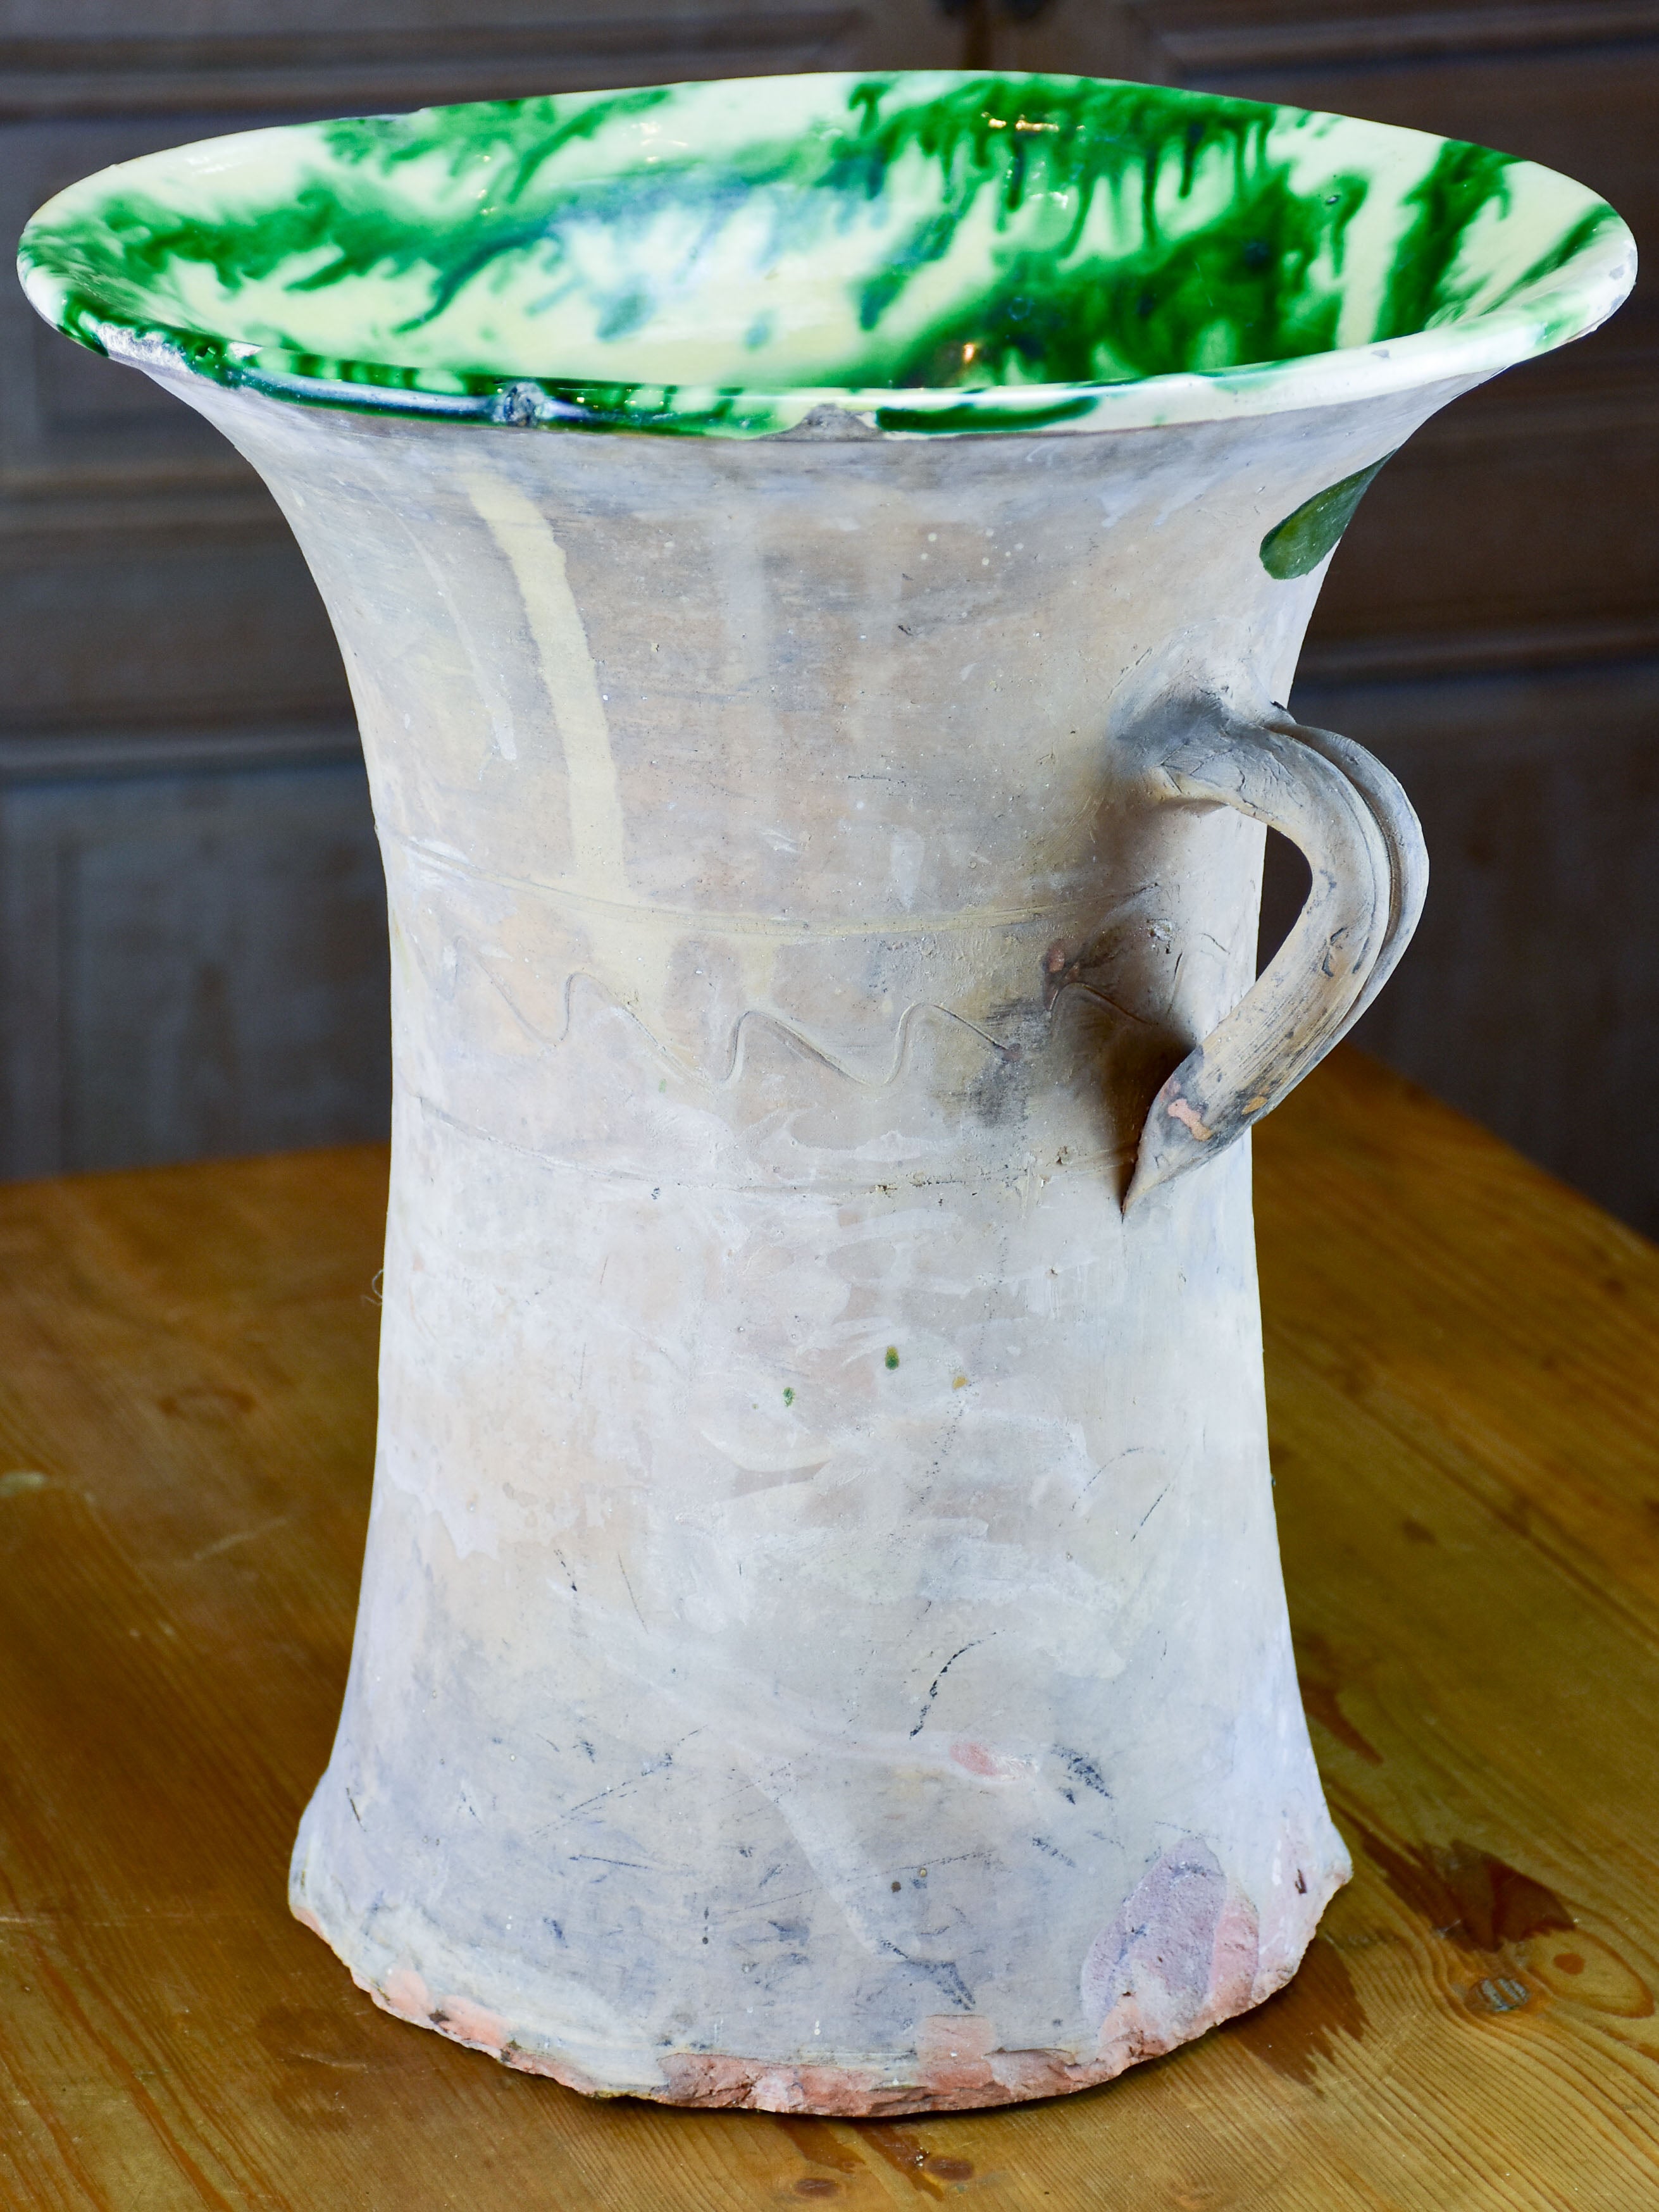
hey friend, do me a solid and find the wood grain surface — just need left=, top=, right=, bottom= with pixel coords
left=1, top=1047, right=1656, bottom=2209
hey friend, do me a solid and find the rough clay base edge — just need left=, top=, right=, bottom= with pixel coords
left=293, top=1860, right=1348, bottom=2117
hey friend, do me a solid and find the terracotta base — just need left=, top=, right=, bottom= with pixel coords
left=342, top=1958, right=1310, bottom=2118
left=297, top=1841, right=1345, bottom=2116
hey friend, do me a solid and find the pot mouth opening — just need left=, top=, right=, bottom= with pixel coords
left=17, top=70, right=1634, bottom=438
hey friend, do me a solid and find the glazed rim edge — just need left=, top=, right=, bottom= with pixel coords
left=15, top=73, right=1637, bottom=440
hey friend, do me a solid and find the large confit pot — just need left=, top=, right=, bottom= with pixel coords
left=20, top=72, right=1633, bottom=2115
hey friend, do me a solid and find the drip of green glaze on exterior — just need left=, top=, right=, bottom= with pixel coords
left=16, top=71, right=1635, bottom=437
left=1260, top=453, right=1394, bottom=579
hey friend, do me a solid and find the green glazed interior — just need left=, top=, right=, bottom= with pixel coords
left=16, top=71, right=1635, bottom=436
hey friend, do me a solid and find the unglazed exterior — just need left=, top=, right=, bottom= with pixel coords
left=20, top=73, right=1633, bottom=2113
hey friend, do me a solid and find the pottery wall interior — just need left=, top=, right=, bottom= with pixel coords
left=0, top=0, right=1654, bottom=1229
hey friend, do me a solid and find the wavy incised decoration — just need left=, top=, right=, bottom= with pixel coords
left=452, top=955, right=1022, bottom=1096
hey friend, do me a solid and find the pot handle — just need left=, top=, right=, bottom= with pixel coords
left=1124, top=712, right=1427, bottom=1209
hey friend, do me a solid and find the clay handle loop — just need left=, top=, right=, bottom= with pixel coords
left=1124, top=712, right=1428, bottom=1210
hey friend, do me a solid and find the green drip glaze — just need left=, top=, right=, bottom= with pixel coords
left=1260, top=454, right=1394, bottom=580
left=831, top=77, right=1370, bottom=388
left=1373, top=140, right=1512, bottom=342
left=16, top=70, right=1633, bottom=437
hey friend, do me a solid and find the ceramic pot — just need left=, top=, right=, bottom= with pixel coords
left=20, top=72, right=1632, bottom=2115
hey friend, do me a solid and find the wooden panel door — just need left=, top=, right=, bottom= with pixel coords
left=992, top=0, right=1659, bottom=676
left=0, top=1, right=957, bottom=1177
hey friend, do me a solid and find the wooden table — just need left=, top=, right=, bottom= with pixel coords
left=2, top=1048, right=1656, bottom=2210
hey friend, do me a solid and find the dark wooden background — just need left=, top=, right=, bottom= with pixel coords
left=3, top=2, right=1654, bottom=1230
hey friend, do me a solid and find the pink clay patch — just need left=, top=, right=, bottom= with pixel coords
left=381, top=1965, right=433, bottom=2023
left=917, top=2015, right=998, bottom=2066
left=1080, top=1838, right=1261, bottom=2053
left=660, top=2041, right=1136, bottom=2116
left=1165, top=1095, right=1215, bottom=1140
left=749, top=2069, right=810, bottom=2112
left=435, top=1993, right=511, bottom=2052
left=948, top=1739, right=1023, bottom=1780
left=915, top=2013, right=1000, bottom=2099
left=661, top=2054, right=885, bottom=2114
left=1212, top=1889, right=1262, bottom=2014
